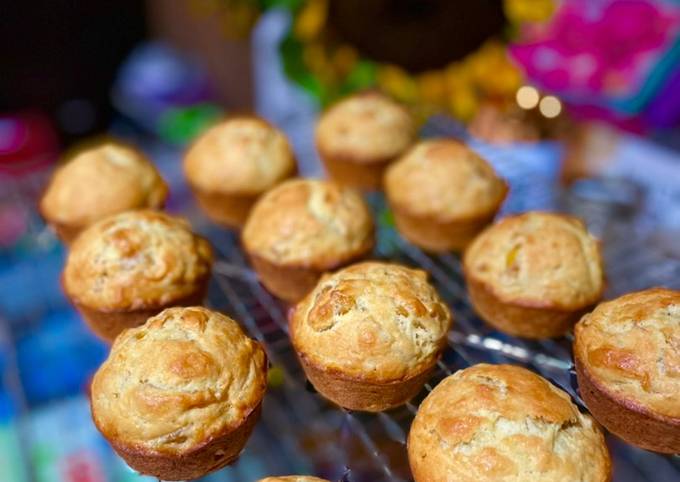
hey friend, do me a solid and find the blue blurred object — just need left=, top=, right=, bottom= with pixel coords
left=16, top=309, right=107, bottom=407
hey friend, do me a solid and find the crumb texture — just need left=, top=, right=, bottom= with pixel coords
left=91, top=307, right=267, bottom=455
left=41, top=142, right=167, bottom=226
left=464, top=212, right=603, bottom=309
left=385, top=139, right=507, bottom=219
left=408, top=364, right=611, bottom=482
left=575, top=287, right=680, bottom=418
left=292, top=262, right=451, bottom=381
left=64, top=210, right=213, bottom=310
left=184, top=117, right=295, bottom=194
left=243, top=179, right=373, bottom=267
left=316, top=92, right=415, bottom=163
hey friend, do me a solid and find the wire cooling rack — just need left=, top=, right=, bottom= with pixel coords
left=192, top=187, right=680, bottom=482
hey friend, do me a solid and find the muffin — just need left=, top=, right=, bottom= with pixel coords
left=242, top=178, right=374, bottom=303
left=184, top=116, right=296, bottom=228
left=315, top=91, right=415, bottom=190
left=40, top=141, right=168, bottom=244
left=463, top=212, right=604, bottom=338
left=574, top=287, right=680, bottom=453
left=290, top=261, right=451, bottom=412
left=408, top=364, right=611, bottom=482
left=90, top=306, right=267, bottom=480
left=258, top=477, right=330, bottom=482
left=63, top=210, right=213, bottom=342
left=385, top=138, right=508, bottom=252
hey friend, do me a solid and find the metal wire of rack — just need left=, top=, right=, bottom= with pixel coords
left=193, top=185, right=680, bottom=482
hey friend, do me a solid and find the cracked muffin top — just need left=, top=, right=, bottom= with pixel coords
left=463, top=212, right=604, bottom=309
left=290, top=262, right=451, bottom=382
left=63, top=210, right=213, bottom=311
left=385, top=138, right=507, bottom=220
left=40, top=141, right=167, bottom=228
left=316, top=91, right=415, bottom=164
left=408, top=364, right=611, bottom=482
left=91, top=306, right=267, bottom=455
left=184, top=116, right=296, bottom=195
left=574, top=287, right=680, bottom=419
left=242, top=178, right=374, bottom=268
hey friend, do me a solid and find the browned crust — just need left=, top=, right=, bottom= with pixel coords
left=190, top=187, right=259, bottom=229
left=465, top=275, right=592, bottom=339
left=318, top=149, right=393, bottom=191
left=50, top=221, right=85, bottom=246
left=245, top=234, right=375, bottom=304
left=71, top=278, right=210, bottom=342
left=574, top=350, right=680, bottom=454
left=296, top=351, right=435, bottom=412
left=101, top=401, right=262, bottom=480
left=391, top=205, right=499, bottom=253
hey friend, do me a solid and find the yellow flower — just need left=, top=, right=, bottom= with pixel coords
left=294, top=0, right=328, bottom=41
left=504, top=0, right=555, bottom=24
left=449, top=88, right=479, bottom=122
left=377, top=65, right=418, bottom=102
left=417, top=71, right=447, bottom=103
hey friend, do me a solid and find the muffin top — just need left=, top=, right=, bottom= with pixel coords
left=184, top=117, right=296, bottom=195
left=40, top=141, right=167, bottom=228
left=385, top=139, right=507, bottom=220
left=463, top=212, right=603, bottom=309
left=258, top=477, right=330, bottom=482
left=242, top=179, right=374, bottom=268
left=291, top=262, right=451, bottom=381
left=408, top=364, right=611, bottom=482
left=316, top=91, right=415, bottom=164
left=575, top=287, right=680, bottom=419
left=63, top=210, right=213, bottom=311
left=91, top=307, right=267, bottom=455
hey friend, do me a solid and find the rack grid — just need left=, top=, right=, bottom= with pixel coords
left=197, top=187, right=680, bottom=482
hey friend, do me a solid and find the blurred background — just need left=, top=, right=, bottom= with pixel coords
left=1, top=1, right=680, bottom=481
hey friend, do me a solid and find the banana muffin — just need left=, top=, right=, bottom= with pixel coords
left=574, top=287, right=680, bottom=453
left=184, top=116, right=296, bottom=228
left=63, top=210, right=213, bottom=341
left=242, top=178, right=374, bottom=303
left=290, top=261, right=451, bottom=411
left=385, top=138, right=507, bottom=252
left=91, top=306, right=267, bottom=480
left=463, top=212, right=604, bottom=338
left=315, top=91, right=415, bottom=190
left=408, top=364, right=611, bottom=482
left=258, top=477, right=330, bottom=482
left=40, top=141, right=168, bottom=244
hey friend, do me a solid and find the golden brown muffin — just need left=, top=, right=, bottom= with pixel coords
left=91, top=306, right=267, bottom=480
left=242, top=178, right=374, bottom=303
left=408, top=364, right=611, bottom=482
left=574, top=288, right=680, bottom=453
left=258, top=477, right=330, bottom=482
left=315, top=91, right=415, bottom=190
left=63, top=210, right=213, bottom=342
left=184, top=116, right=296, bottom=228
left=40, top=141, right=168, bottom=244
left=463, top=212, right=604, bottom=338
left=385, top=138, right=508, bottom=252
left=290, top=261, right=451, bottom=411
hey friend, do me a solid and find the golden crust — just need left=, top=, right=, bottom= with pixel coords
left=385, top=139, right=507, bottom=221
left=463, top=212, right=604, bottom=310
left=574, top=288, right=680, bottom=419
left=242, top=178, right=374, bottom=268
left=91, top=307, right=267, bottom=457
left=40, top=141, right=168, bottom=229
left=63, top=210, right=213, bottom=311
left=408, top=364, right=611, bottom=482
left=184, top=116, right=296, bottom=195
left=258, top=477, right=330, bottom=482
left=316, top=91, right=415, bottom=165
left=291, top=262, right=451, bottom=382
